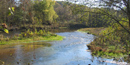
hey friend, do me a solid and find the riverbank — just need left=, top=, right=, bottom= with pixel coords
left=78, top=27, right=106, bottom=35
left=0, top=30, right=64, bottom=45
left=78, top=27, right=130, bottom=58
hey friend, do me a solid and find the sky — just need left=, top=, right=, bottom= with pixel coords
left=55, top=0, right=64, bottom=1
left=54, top=0, right=124, bottom=10
left=55, top=0, right=100, bottom=6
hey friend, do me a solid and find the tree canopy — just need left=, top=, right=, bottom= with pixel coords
left=34, top=0, right=58, bottom=24
left=0, top=0, right=58, bottom=27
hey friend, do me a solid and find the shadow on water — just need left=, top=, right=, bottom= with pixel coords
left=0, top=31, right=129, bottom=65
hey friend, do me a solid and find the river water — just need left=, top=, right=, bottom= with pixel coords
left=0, top=31, right=128, bottom=65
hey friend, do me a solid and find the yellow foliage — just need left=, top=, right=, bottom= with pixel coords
left=24, top=33, right=27, bottom=37
left=4, top=29, right=9, bottom=34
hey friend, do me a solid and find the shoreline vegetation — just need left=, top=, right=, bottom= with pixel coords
left=0, top=23, right=87, bottom=45
left=78, top=26, right=130, bottom=58
left=0, top=29, right=64, bottom=45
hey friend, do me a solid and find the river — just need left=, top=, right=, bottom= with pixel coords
left=0, top=31, right=128, bottom=65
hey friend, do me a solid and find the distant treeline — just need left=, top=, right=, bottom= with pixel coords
left=54, top=1, right=126, bottom=27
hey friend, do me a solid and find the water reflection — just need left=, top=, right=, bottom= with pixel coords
left=0, top=42, right=51, bottom=65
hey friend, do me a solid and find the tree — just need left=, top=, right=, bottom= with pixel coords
left=64, top=2, right=115, bottom=27
left=54, top=1, right=74, bottom=23
left=33, top=0, right=58, bottom=25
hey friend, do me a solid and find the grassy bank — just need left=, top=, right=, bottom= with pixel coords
left=78, top=26, right=130, bottom=58
left=0, top=35, right=63, bottom=45
left=0, top=30, right=64, bottom=45
left=87, top=25, right=130, bottom=58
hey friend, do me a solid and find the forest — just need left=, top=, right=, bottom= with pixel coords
left=0, top=0, right=130, bottom=65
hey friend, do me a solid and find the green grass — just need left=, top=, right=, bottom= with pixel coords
left=0, top=35, right=64, bottom=45
left=92, top=51, right=125, bottom=59
left=0, top=29, right=64, bottom=45
left=87, top=44, right=126, bottom=58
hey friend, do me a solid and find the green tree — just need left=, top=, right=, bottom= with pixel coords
left=54, top=1, right=74, bottom=23
left=68, top=3, right=114, bottom=27
left=33, top=0, right=58, bottom=24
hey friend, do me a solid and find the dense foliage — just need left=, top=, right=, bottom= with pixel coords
left=55, top=1, right=126, bottom=27
left=0, top=0, right=58, bottom=27
left=33, top=0, right=58, bottom=24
